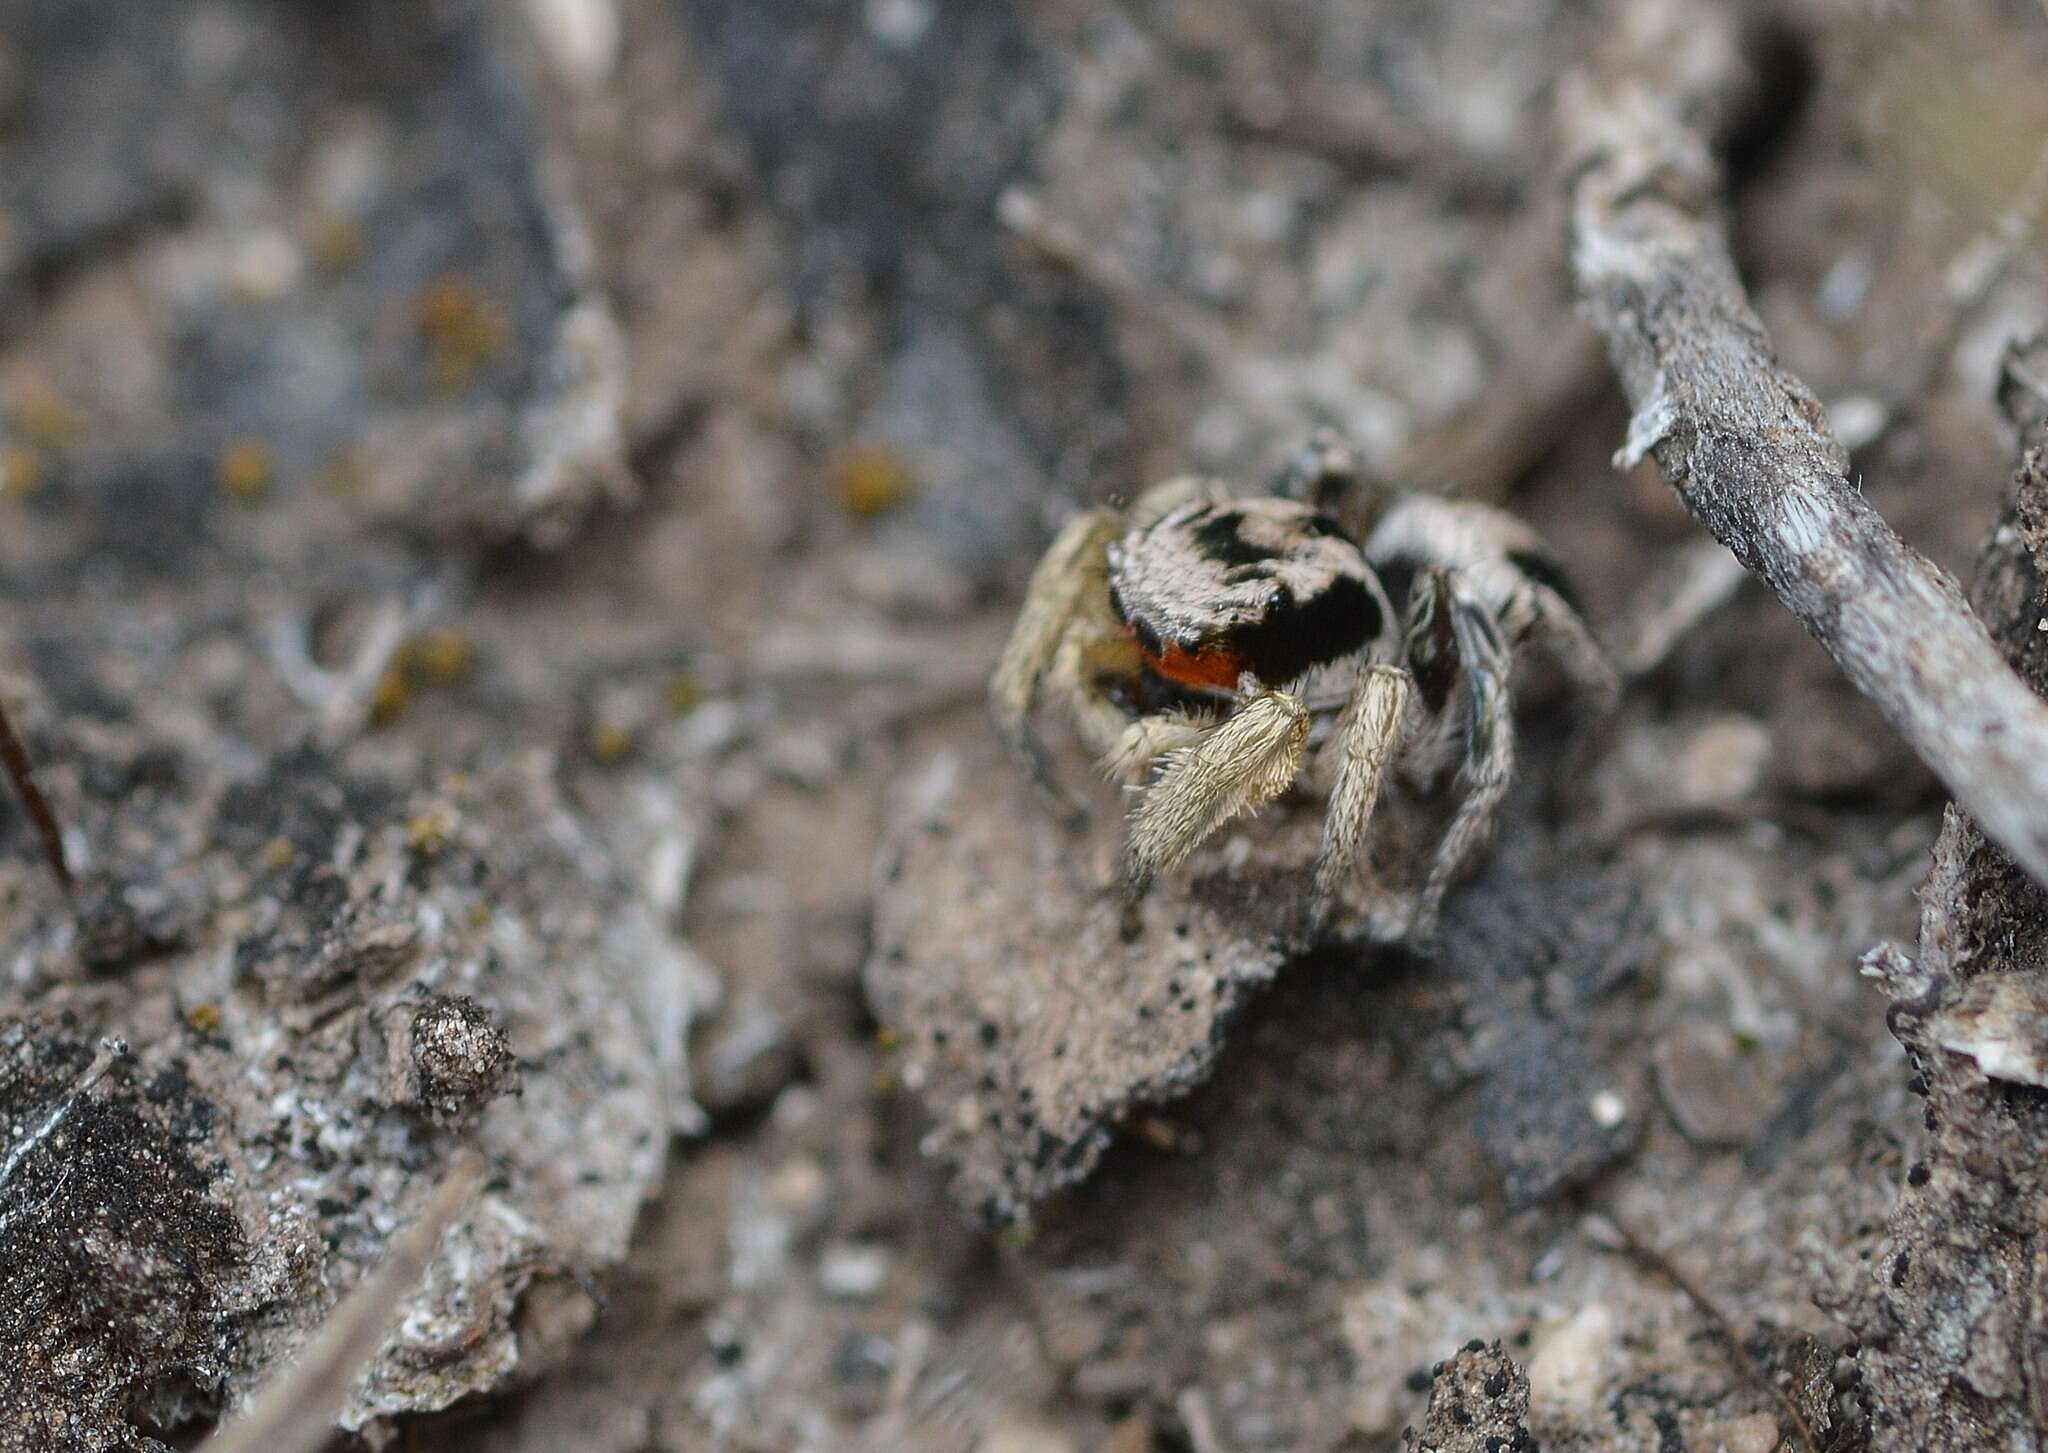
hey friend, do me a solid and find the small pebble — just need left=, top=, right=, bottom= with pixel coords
left=1588, top=1089, right=1628, bottom=1129
left=818, top=1242, right=891, bottom=1300
left=1697, top=1411, right=1780, bottom=1453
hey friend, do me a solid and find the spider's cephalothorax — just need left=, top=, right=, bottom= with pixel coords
left=990, top=459, right=1616, bottom=945
left=1106, top=498, right=1394, bottom=693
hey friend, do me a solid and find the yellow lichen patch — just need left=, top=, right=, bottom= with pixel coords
left=663, top=671, right=705, bottom=717
left=589, top=721, right=635, bottom=764
left=368, top=630, right=478, bottom=728
left=467, top=901, right=492, bottom=930
left=186, top=1003, right=222, bottom=1035
left=305, top=211, right=366, bottom=272
left=832, top=442, right=914, bottom=518
left=405, top=809, right=453, bottom=855
left=402, top=629, right=476, bottom=685
left=262, top=836, right=295, bottom=872
left=369, top=666, right=411, bottom=727
left=1131, top=1115, right=1189, bottom=1152
left=218, top=439, right=275, bottom=503
left=414, top=275, right=509, bottom=394
left=8, top=381, right=82, bottom=447
left=0, top=444, right=43, bottom=500
left=871, top=1025, right=901, bottom=1052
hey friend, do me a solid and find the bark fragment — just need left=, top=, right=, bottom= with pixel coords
left=1846, top=338, right=2048, bottom=1450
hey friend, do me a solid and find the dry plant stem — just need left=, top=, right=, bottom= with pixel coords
left=0, top=694, right=71, bottom=891
left=1608, top=1214, right=1819, bottom=1453
left=1562, top=21, right=2048, bottom=889
left=199, top=1155, right=483, bottom=1453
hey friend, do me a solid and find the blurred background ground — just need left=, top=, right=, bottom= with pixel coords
left=1, top=1, right=2045, bottom=1450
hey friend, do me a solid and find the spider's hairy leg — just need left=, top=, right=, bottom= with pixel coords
left=1307, top=663, right=1413, bottom=934
left=0, top=694, right=72, bottom=891
left=989, top=507, right=1123, bottom=829
left=1120, top=676, right=1308, bottom=914
left=1518, top=580, right=1621, bottom=713
left=1411, top=586, right=1516, bottom=945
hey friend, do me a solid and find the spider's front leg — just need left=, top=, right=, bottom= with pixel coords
left=1306, top=662, right=1414, bottom=935
left=1120, top=675, right=1309, bottom=923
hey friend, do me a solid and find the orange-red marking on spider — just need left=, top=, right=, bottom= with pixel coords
left=1140, top=639, right=1248, bottom=690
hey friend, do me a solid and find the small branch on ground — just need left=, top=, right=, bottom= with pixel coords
left=0, top=692, right=71, bottom=891
left=1605, top=1212, right=1820, bottom=1453
left=198, top=1155, right=482, bottom=1453
left=1562, top=0, right=2048, bottom=890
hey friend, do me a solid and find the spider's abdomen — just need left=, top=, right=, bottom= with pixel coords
left=1107, top=497, right=1393, bottom=689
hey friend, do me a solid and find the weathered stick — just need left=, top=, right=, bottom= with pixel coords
left=1562, top=4, right=2048, bottom=887
left=198, top=1155, right=481, bottom=1453
left=0, top=693, right=71, bottom=890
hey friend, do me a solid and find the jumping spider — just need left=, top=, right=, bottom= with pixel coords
left=990, top=437, right=1615, bottom=944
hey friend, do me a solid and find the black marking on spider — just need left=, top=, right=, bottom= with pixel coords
left=1214, top=573, right=1383, bottom=689
left=1369, top=553, right=1419, bottom=614
left=1188, top=509, right=1274, bottom=570
left=1505, top=548, right=1583, bottom=615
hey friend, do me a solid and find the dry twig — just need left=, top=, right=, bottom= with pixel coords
left=1562, top=0, right=2048, bottom=888
left=198, top=1155, right=482, bottom=1453
left=0, top=691, right=71, bottom=891
left=1605, top=1212, right=1820, bottom=1453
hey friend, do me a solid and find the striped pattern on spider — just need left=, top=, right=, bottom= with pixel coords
left=989, top=436, right=1617, bottom=946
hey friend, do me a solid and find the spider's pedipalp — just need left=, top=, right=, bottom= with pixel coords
left=1391, top=567, right=1464, bottom=784
left=1307, top=662, right=1413, bottom=933
left=1120, top=677, right=1309, bottom=908
left=1098, top=707, right=1213, bottom=785
left=1409, top=585, right=1517, bottom=945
